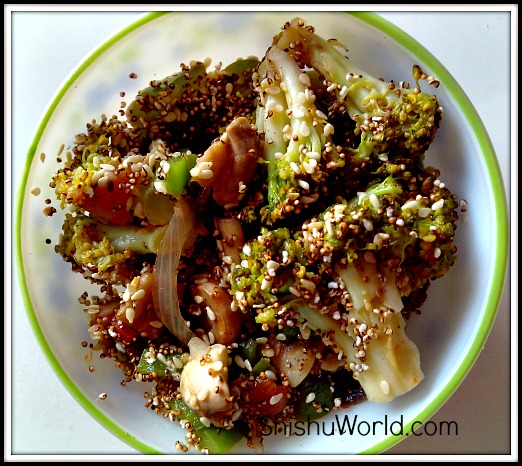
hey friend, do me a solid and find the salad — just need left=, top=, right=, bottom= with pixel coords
left=49, top=17, right=463, bottom=454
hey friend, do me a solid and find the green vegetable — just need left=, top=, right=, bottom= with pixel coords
left=295, top=376, right=334, bottom=420
left=162, top=152, right=197, bottom=197
left=272, top=17, right=442, bottom=166
left=55, top=213, right=167, bottom=285
left=251, top=357, right=276, bottom=377
left=126, top=62, right=209, bottom=127
left=136, top=349, right=183, bottom=377
left=254, top=46, right=344, bottom=225
left=169, top=398, right=245, bottom=454
left=126, top=58, right=260, bottom=154
left=239, top=338, right=259, bottom=365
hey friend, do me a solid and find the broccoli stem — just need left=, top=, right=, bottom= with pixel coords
left=273, top=20, right=393, bottom=117
left=256, top=69, right=289, bottom=209
left=100, top=223, right=167, bottom=255
left=335, top=258, right=424, bottom=403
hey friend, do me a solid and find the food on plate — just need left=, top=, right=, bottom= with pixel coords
left=49, top=17, right=462, bottom=453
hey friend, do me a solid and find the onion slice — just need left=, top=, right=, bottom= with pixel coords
left=152, top=196, right=197, bottom=346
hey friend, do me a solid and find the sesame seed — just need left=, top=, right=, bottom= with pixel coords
left=130, top=289, right=146, bottom=301
left=402, top=200, right=418, bottom=211
left=290, top=162, right=301, bottom=174
left=125, top=306, right=135, bottom=324
left=234, top=355, right=246, bottom=369
left=199, top=416, right=211, bottom=428
left=261, top=278, right=273, bottom=291
left=198, top=169, right=214, bottom=180
left=432, top=199, right=444, bottom=210
left=418, top=207, right=431, bottom=218
left=206, top=306, right=216, bottom=321
left=305, top=392, right=316, bottom=403
left=324, top=123, right=334, bottom=137
left=298, top=179, right=310, bottom=190
left=369, top=193, right=380, bottom=210
left=380, top=380, right=390, bottom=395
left=300, top=279, right=316, bottom=292
left=270, top=393, right=284, bottom=405
left=244, top=359, right=253, bottom=372
left=156, top=352, right=167, bottom=364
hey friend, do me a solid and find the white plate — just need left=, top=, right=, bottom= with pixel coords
left=15, top=11, right=509, bottom=455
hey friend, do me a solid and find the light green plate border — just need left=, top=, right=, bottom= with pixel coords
left=14, top=11, right=509, bottom=456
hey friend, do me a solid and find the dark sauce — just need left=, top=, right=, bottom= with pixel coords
left=329, top=369, right=367, bottom=408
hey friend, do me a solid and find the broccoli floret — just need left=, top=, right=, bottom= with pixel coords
left=254, top=46, right=344, bottom=225
left=126, top=58, right=260, bottom=154
left=231, top=227, right=305, bottom=313
left=272, top=17, right=442, bottom=167
left=232, top=168, right=459, bottom=316
left=301, top=169, right=459, bottom=297
left=56, top=213, right=167, bottom=285
left=230, top=167, right=459, bottom=403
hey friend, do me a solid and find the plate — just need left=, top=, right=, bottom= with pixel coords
left=15, top=11, right=509, bottom=455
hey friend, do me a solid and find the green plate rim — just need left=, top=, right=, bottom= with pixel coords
left=14, top=10, right=509, bottom=456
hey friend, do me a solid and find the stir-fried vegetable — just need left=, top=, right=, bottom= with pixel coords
left=48, top=16, right=464, bottom=455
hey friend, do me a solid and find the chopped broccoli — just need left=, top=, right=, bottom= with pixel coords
left=56, top=213, right=167, bottom=285
left=231, top=227, right=304, bottom=312
left=126, top=58, right=260, bottom=154
left=309, top=171, right=460, bottom=296
left=272, top=17, right=442, bottom=166
left=254, top=45, right=344, bottom=225
left=231, top=167, right=459, bottom=403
